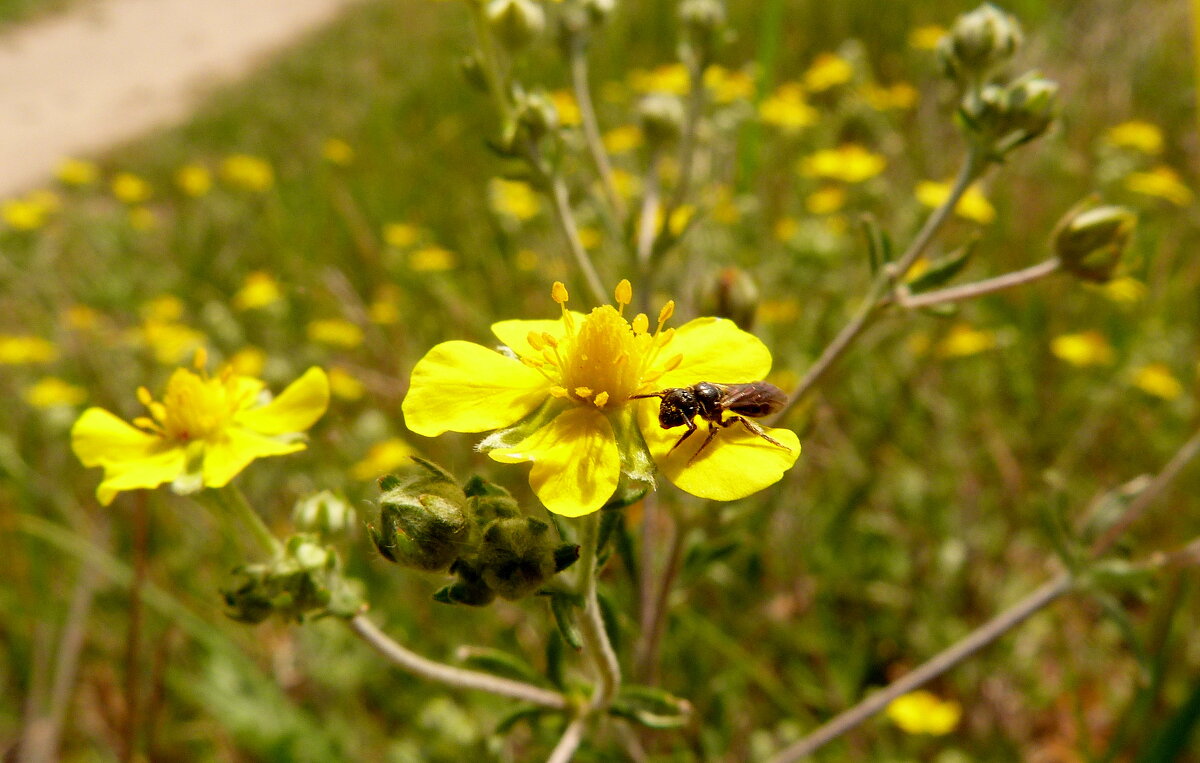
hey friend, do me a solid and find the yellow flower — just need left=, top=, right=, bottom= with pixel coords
left=228, top=347, right=267, bottom=377
left=1092, top=276, right=1146, bottom=306
left=328, top=366, right=366, bottom=400
left=1050, top=331, right=1115, bottom=367
left=402, top=281, right=801, bottom=516
left=862, top=82, right=918, bottom=111
left=759, top=83, right=816, bottom=131
left=1104, top=121, right=1163, bottom=154
left=142, top=295, right=185, bottom=322
left=800, top=145, right=887, bottom=183
left=409, top=246, right=457, bottom=272
left=1125, top=166, right=1193, bottom=207
left=322, top=138, right=355, bottom=166
left=26, top=377, right=88, bottom=408
left=803, top=53, right=853, bottom=92
left=56, top=157, right=99, bottom=187
left=369, top=286, right=402, bottom=324
left=603, top=125, right=644, bottom=154
left=0, top=335, right=58, bottom=364
left=886, top=690, right=962, bottom=735
left=2, top=198, right=49, bottom=231
left=757, top=299, right=800, bottom=324
left=220, top=154, right=274, bottom=192
left=136, top=321, right=206, bottom=365
left=577, top=227, right=603, bottom=250
left=773, top=216, right=798, bottom=242
left=307, top=318, right=365, bottom=348
left=1132, top=363, right=1183, bottom=401
left=175, top=164, right=213, bottom=197
left=233, top=271, right=284, bottom=311
left=63, top=305, right=102, bottom=332
left=489, top=178, right=541, bottom=221
left=937, top=324, right=997, bottom=358
left=608, top=168, right=641, bottom=200
left=916, top=180, right=996, bottom=224
left=111, top=173, right=152, bottom=204
left=71, top=352, right=329, bottom=505
left=629, top=63, right=690, bottom=95
left=128, top=206, right=156, bottom=231
left=515, top=249, right=540, bottom=271
left=704, top=65, right=754, bottom=104
left=806, top=186, right=847, bottom=215
left=908, top=25, right=946, bottom=51
left=549, top=90, right=581, bottom=127
left=350, top=438, right=416, bottom=481
left=383, top=222, right=422, bottom=249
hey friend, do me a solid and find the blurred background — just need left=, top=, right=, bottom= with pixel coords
left=0, top=0, right=1197, bottom=760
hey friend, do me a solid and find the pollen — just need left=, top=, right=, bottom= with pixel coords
left=147, top=368, right=243, bottom=442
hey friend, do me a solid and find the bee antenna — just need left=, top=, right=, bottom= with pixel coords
left=629, top=391, right=664, bottom=400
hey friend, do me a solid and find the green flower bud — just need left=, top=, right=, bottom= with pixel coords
left=582, top=0, right=616, bottom=25
left=292, top=490, right=354, bottom=536
left=638, top=93, right=685, bottom=149
left=460, top=54, right=490, bottom=93
left=487, top=0, right=545, bottom=52
left=464, top=475, right=522, bottom=522
left=938, top=3, right=1023, bottom=82
left=514, top=89, right=560, bottom=142
left=1053, top=202, right=1136, bottom=283
left=434, top=560, right=498, bottom=606
left=695, top=267, right=759, bottom=330
left=372, top=459, right=470, bottom=571
left=477, top=517, right=561, bottom=600
left=222, top=534, right=356, bottom=624
left=963, top=73, right=1058, bottom=155
left=679, top=0, right=726, bottom=64
left=380, top=457, right=467, bottom=508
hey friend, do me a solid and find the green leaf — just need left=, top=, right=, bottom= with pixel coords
left=494, top=705, right=548, bottom=735
left=1135, top=681, right=1200, bottom=763
left=545, top=631, right=565, bottom=690
left=907, top=240, right=977, bottom=293
left=609, top=684, right=693, bottom=729
left=550, top=593, right=583, bottom=650
left=457, top=646, right=545, bottom=685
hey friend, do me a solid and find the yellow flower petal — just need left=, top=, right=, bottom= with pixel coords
left=489, top=407, right=620, bottom=517
left=234, top=367, right=329, bottom=435
left=71, top=407, right=165, bottom=467
left=403, top=341, right=550, bottom=437
left=202, top=428, right=307, bottom=487
left=94, top=447, right=189, bottom=506
left=490, top=314, right=586, bottom=359
left=653, top=317, right=772, bottom=389
left=639, top=400, right=800, bottom=501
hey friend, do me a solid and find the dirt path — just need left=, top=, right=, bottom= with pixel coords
left=0, top=0, right=361, bottom=198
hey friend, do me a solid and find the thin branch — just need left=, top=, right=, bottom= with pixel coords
left=347, top=614, right=568, bottom=709
left=546, top=716, right=588, bottom=763
left=577, top=512, right=622, bottom=711
left=664, top=57, right=706, bottom=216
left=769, top=575, right=1073, bottom=762
left=535, top=144, right=609, bottom=305
left=635, top=513, right=685, bottom=682
left=570, top=38, right=626, bottom=223
left=897, top=258, right=1061, bottom=309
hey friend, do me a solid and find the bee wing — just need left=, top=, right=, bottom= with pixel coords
left=718, top=382, right=788, bottom=416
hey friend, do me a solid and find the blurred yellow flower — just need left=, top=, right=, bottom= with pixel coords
left=111, top=172, right=152, bottom=204
left=2, top=198, right=50, bottom=230
left=549, top=90, right=581, bottom=127
left=350, top=437, right=417, bottom=481
left=916, top=180, right=996, bottom=224
left=759, top=83, right=816, bottom=131
left=862, top=82, right=918, bottom=110
left=409, top=245, right=457, bottom=271
left=908, top=25, right=946, bottom=51
left=142, top=295, right=185, bottom=323
left=800, top=144, right=887, bottom=183
left=322, top=137, right=355, bottom=166
left=710, top=185, right=740, bottom=224
left=383, top=222, right=421, bottom=249
left=803, top=53, right=853, bottom=92
left=227, top=346, right=267, bottom=377
left=603, top=125, right=643, bottom=154
left=704, top=65, right=754, bottom=104
left=938, top=324, right=997, bottom=358
left=56, top=157, right=99, bottom=186
left=886, top=690, right=961, bottom=735
left=137, top=321, right=206, bottom=365
left=1103, top=121, right=1163, bottom=155
left=757, top=298, right=800, bottom=324
left=221, top=154, right=274, bottom=192
left=577, top=227, right=603, bottom=250
left=608, top=167, right=641, bottom=200
left=328, top=366, right=366, bottom=400
left=1093, top=276, right=1147, bottom=306
left=489, top=178, right=541, bottom=221
left=25, top=377, right=88, bottom=409
left=1125, top=166, right=1193, bottom=207
left=71, top=352, right=328, bottom=505
left=368, top=287, right=402, bottom=324
left=1050, top=331, right=1115, bottom=367
left=0, top=335, right=58, bottom=364
left=1132, top=363, right=1183, bottom=400
left=128, top=206, right=156, bottom=231
left=650, top=204, right=694, bottom=237
left=773, top=216, right=798, bottom=242
left=233, top=271, right=284, bottom=311
left=515, top=249, right=540, bottom=271
left=307, top=318, right=365, bottom=348
left=806, top=186, right=847, bottom=215
left=629, top=63, right=690, bottom=95
left=63, top=305, right=102, bottom=332
left=175, top=164, right=213, bottom=197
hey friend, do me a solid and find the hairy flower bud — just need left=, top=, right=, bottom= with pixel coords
left=964, top=73, right=1058, bottom=155
left=371, top=459, right=470, bottom=571
left=476, top=517, right=561, bottom=600
left=514, top=90, right=560, bottom=142
left=638, top=93, right=685, bottom=149
left=222, top=534, right=361, bottom=624
left=1054, top=202, right=1137, bottom=282
left=938, top=3, right=1023, bottom=82
left=695, top=267, right=759, bottom=330
left=487, top=0, right=545, bottom=52
left=292, top=490, right=354, bottom=536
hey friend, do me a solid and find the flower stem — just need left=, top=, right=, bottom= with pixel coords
left=897, top=258, right=1062, bottom=309
left=569, top=37, right=626, bottom=224
left=544, top=161, right=609, bottom=305
left=546, top=715, right=589, bottom=763
left=211, top=486, right=283, bottom=558
left=347, top=614, right=568, bottom=709
left=777, top=148, right=984, bottom=417
left=577, top=512, right=621, bottom=711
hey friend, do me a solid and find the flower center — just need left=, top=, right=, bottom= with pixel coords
left=135, top=362, right=246, bottom=443
left=523, top=281, right=682, bottom=411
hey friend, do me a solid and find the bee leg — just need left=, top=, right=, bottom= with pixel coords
left=729, top=416, right=789, bottom=451
left=686, top=424, right=722, bottom=466
left=667, top=417, right=698, bottom=454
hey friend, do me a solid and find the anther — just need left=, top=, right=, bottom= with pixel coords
left=631, top=313, right=649, bottom=334
left=551, top=282, right=570, bottom=305
left=614, top=279, right=632, bottom=313
left=593, top=391, right=610, bottom=407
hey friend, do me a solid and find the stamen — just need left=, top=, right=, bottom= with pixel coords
left=657, top=300, right=675, bottom=327
left=540, top=332, right=558, bottom=348
left=132, top=416, right=163, bottom=435
left=551, top=282, right=569, bottom=305
left=631, top=313, right=649, bottom=335
left=137, top=387, right=153, bottom=407
left=192, top=347, right=208, bottom=371
left=527, top=331, right=545, bottom=351
left=593, top=391, right=610, bottom=407
left=662, top=353, right=683, bottom=372
left=574, top=386, right=594, bottom=398
left=549, top=386, right=569, bottom=398
left=614, top=279, right=632, bottom=314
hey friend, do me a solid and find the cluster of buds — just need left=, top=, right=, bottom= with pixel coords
left=678, top=0, right=727, bottom=68
left=1053, top=200, right=1137, bottom=282
left=486, top=0, right=545, bottom=52
left=937, top=3, right=1023, bottom=83
left=223, top=535, right=363, bottom=624
left=962, top=73, right=1059, bottom=155
left=370, top=459, right=580, bottom=606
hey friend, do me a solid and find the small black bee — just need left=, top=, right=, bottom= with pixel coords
left=632, top=381, right=790, bottom=463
